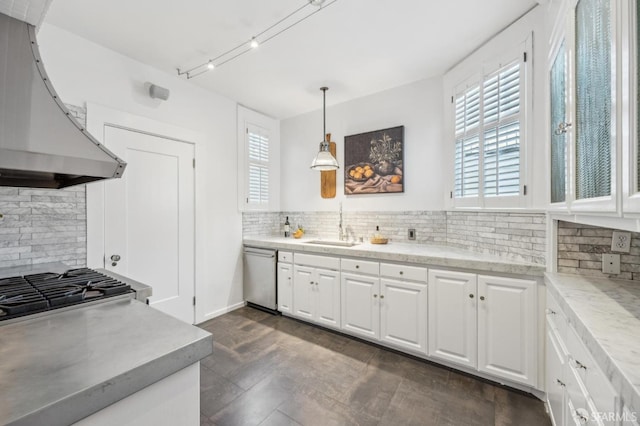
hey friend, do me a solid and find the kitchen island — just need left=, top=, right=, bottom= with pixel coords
left=0, top=298, right=212, bottom=426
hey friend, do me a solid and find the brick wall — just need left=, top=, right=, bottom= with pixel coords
left=557, top=220, right=640, bottom=281
left=0, top=105, right=88, bottom=268
left=243, top=210, right=546, bottom=265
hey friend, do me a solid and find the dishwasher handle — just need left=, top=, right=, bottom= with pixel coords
left=243, top=248, right=276, bottom=258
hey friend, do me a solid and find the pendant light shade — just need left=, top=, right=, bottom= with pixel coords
left=310, top=87, right=339, bottom=171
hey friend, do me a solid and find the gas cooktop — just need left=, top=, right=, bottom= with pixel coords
left=0, top=268, right=133, bottom=322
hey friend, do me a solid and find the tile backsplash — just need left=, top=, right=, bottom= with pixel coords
left=557, top=220, right=640, bottom=281
left=243, top=210, right=546, bottom=265
left=0, top=104, right=87, bottom=269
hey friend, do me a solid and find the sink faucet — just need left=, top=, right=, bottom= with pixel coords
left=338, top=202, right=345, bottom=241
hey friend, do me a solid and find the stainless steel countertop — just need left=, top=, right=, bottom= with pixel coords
left=0, top=298, right=212, bottom=426
left=244, top=237, right=546, bottom=276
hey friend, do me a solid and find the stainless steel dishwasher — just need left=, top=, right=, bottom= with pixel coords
left=243, top=247, right=277, bottom=313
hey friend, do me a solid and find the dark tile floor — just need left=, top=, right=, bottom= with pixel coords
left=198, top=307, right=550, bottom=426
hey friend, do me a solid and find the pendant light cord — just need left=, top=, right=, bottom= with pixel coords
left=321, top=86, right=328, bottom=145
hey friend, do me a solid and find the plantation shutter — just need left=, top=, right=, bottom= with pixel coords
left=247, top=124, right=269, bottom=206
left=483, top=62, right=521, bottom=197
left=454, top=85, right=481, bottom=197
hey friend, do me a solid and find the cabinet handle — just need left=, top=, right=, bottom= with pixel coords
left=573, top=409, right=588, bottom=424
left=480, top=296, right=485, bottom=301
left=399, top=271, right=403, bottom=275
left=555, top=121, right=572, bottom=135
left=309, top=281, right=314, bottom=285
left=356, top=265, right=359, bottom=269
left=573, top=359, right=587, bottom=370
left=469, top=294, right=474, bottom=299
left=556, top=379, right=565, bottom=387
left=373, top=294, right=378, bottom=298
left=380, top=295, right=385, bottom=299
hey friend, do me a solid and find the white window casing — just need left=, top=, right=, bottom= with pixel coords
left=451, top=39, right=531, bottom=209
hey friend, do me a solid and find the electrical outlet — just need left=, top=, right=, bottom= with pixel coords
left=408, top=228, right=416, bottom=240
left=611, top=231, right=631, bottom=253
left=602, top=253, right=621, bottom=275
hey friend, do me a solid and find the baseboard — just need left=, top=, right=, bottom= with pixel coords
left=197, top=301, right=246, bottom=324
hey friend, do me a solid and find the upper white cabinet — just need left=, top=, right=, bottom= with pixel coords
left=549, top=0, right=618, bottom=213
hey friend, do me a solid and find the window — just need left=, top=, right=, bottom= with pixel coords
left=237, top=105, right=279, bottom=211
left=246, top=124, right=270, bottom=206
left=453, top=52, right=527, bottom=207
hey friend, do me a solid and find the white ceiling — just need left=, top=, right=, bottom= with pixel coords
left=42, top=0, right=538, bottom=119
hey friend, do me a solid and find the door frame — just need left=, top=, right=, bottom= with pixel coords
left=86, top=103, right=204, bottom=323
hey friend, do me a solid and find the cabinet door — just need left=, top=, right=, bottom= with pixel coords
left=314, top=268, right=341, bottom=329
left=546, top=328, right=566, bottom=426
left=341, top=272, right=380, bottom=340
left=477, top=275, right=537, bottom=386
left=292, top=265, right=314, bottom=320
left=277, top=262, right=293, bottom=314
left=427, top=270, right=477, bottom=368
left=380, top=278, right=427, bottom=355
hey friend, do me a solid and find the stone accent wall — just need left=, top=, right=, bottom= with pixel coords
left=557, top=220, right=640, bottom=281
left=243, top=210, right=546, bottom=265
left=0, top=104, right=87, bottom=269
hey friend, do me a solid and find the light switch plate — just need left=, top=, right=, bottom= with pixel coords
left=611, top=231, right=631, bottom=253
left=602, top=254, right=621, bottom=275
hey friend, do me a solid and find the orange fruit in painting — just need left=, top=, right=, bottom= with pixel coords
left=349, top=169, right=356, bottom=177
left=354, top=172, right=363, bottom=179
left=364, top=165, right=371, bottom=170
left=364, top=169, right=374, bottom=178
left=355, top=166, right=364, bottom=173
left=390, top=175, right=401, bottom=184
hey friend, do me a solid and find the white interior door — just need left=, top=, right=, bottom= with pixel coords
left=103, top=126, right=195, bottom=324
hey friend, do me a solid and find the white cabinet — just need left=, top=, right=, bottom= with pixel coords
left=380, top=277, right=427, bottom=354
left=428, top=269, right=477, bottom=368
left=428, top=270, right=537, bottom=387
left=341, top=261, right=428, bottom=355
left=277, top=262, right=293, bottom=314
left=292, top=254, right=340, bottom=329
left=341, top=272, right=380, bottom=339
left=477, top=275, right=537, bottom=387
left=546, top=290, right=621, bottom=426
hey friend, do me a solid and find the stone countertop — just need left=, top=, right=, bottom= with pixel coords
left=244, top=237, right=545, bottom=276
left=0, top=298, right=212, bottom=426
left=545, top=273, right=640, bottom=413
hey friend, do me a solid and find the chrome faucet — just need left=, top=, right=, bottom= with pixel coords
left=338, top=202, right=345, bottom=241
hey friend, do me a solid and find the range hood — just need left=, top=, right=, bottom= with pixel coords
left=0, top=12, right=126, bottom=189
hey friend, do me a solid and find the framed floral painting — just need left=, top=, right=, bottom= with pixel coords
left=344, top=126, right=404, bottom=195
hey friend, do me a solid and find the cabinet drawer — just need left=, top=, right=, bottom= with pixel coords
left=294, top=253, right=340, bottom=270
left=546, top=290, right=568, bottom=341
left=341, top=258, right=379, bottom=275
left=380, top=263, right=427, bottom=282
left=278, top=251, right=293, bottom=263
left=566, top=324, right=617, bottom=417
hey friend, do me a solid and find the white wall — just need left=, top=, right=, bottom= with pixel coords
left=280, top=77, right=445, bottom=212
left=37, top=24, right=244, bottom=322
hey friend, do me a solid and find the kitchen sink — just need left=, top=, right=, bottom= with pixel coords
left=305, top=240, right=360, bottom=248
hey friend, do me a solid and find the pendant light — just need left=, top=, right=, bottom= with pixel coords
left=310, top=87, right=339, bottom=171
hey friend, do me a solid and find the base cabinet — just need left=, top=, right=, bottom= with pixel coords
left=380, top=278, right=427, bottom=354
left=428, top=269, right=477, bottom=368
left=292, top=264, right=340, bottom=329
left=277, top=262, right=293, bottom=314
left=341, top=272, right=380, bottom=339
left=477, top=275, right=537, bottom=387
left=428, top=270, right=537, bottom=387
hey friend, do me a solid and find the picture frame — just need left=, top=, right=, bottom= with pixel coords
left=344, top=125, right=404, bottom=195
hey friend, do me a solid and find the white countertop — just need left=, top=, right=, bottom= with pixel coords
left=244, top=236, right=546, bottom=276
left=545, top=273, right=640, bottom=413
